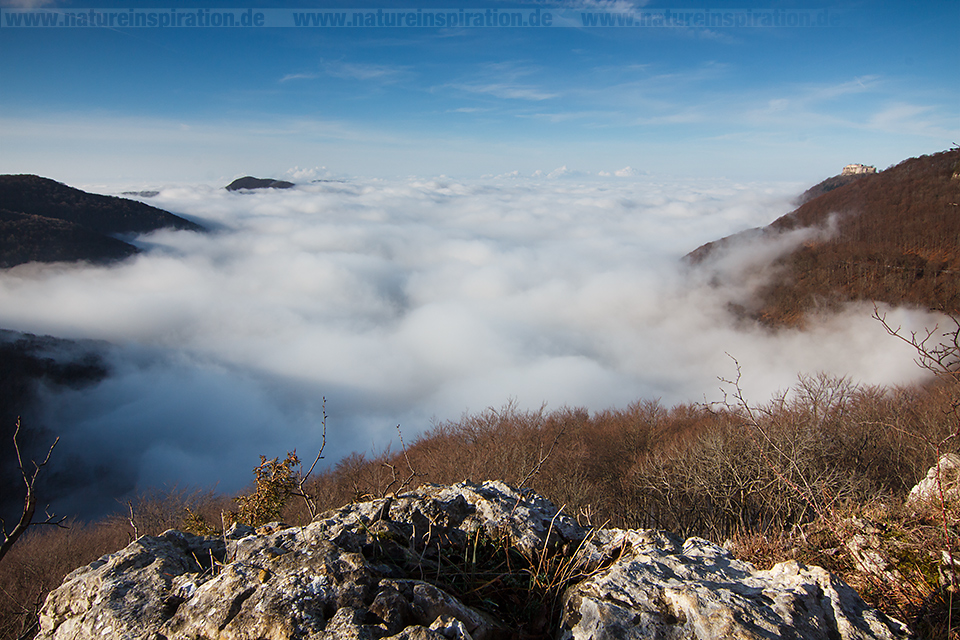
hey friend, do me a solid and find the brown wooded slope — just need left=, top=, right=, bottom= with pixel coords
left=689, top=148, right=960, bottom=327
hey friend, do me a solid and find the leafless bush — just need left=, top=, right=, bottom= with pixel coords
left=107, top=486, right=229, bottom=541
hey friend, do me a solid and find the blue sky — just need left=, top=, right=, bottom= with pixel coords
left=1, top=0, right=957, bottom=184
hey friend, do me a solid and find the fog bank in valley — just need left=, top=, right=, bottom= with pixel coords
left=0, top=176, right=937, bottom=517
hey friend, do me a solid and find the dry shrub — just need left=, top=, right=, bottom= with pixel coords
left=230, top=453, right=301, bottom=527
left=623, top=375, right=953, bottom=541
left=109, top=486, right=231, bottom=540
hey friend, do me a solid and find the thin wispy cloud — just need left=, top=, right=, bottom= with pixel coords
left=562, top=0, right=651, bottom=15
left=527, top=110, right=616, bottom=123
left=281, top=62, right=413, bottom=85
left=866, top=102, right=957, bottom=139
left=812, top=75, right=884, bottom=100
left=450, top=82, right=558, bottom=101
left=324, top=61, right=413, bottom=82
left=280, top=72, right=321, bottom=83
left=734, top=78, right=957, bottom=142
left=445, top=61, right=559, bottom=102
left=632, top=110, right=706, bottom=125
left=743, top=76, right=883, bottom=120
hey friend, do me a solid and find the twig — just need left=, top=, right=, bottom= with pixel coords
left=127, top=501, right=139, bottom=540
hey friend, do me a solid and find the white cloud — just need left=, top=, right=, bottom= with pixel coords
left=446, top=61, right=560, bottom=102
left=598, top=166, right=641, bottom=177
left=0, top=178, right=939, bottom=515
left=866, top=102, right=957, bottom=139
left=528, top=110, right=616, bottom=123
left=285, top=165, right=336, bottom=181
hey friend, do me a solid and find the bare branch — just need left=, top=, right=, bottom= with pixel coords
left=302, top=397, right=328, bottom=482
left=382, top=424, right=424, bottom=498
left=1, top=418, right=64, bottom=563
left=295, top=397, right=328, bottom=520
left=718, top=357, right=841, bottom=532
left=872, top=305, right=960, bottom=382
left=518, top=420, right=566, bottom=489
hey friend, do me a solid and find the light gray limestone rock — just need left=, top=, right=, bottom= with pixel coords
left=559, top=529, right=909, bottom=640
left=36, top=481, right=909, bottom=640
left=907, top=453, right=960, bottom=505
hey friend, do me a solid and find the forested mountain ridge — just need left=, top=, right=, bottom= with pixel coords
left=687, top=148, right=960, bottom=326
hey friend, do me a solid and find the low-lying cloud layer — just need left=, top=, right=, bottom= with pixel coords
left=0, top=177, right=938, bottom=516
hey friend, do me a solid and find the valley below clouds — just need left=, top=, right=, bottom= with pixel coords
left=0, top=177, right=937, bottom=517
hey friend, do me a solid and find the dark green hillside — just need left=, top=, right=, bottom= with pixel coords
left=0, top=175, right=204, bottom=268
left=0, top=175, right=201, bottom=235
left=0, top=209, right=138, bottom=267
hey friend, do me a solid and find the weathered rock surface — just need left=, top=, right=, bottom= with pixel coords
left=562, top=529, right=905, bottom=639
left=36, top=481, right=909, bottom=640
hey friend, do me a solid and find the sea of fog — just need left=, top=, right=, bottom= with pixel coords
left=0, top=176, right=938, bottom=517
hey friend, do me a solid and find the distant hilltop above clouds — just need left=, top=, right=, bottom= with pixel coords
left=225, top=176, right=295, bottom=191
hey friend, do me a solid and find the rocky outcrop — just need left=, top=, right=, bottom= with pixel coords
left=907, top=453, right=960, bottom=505
left=36, top=481, right=909, bottom=640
